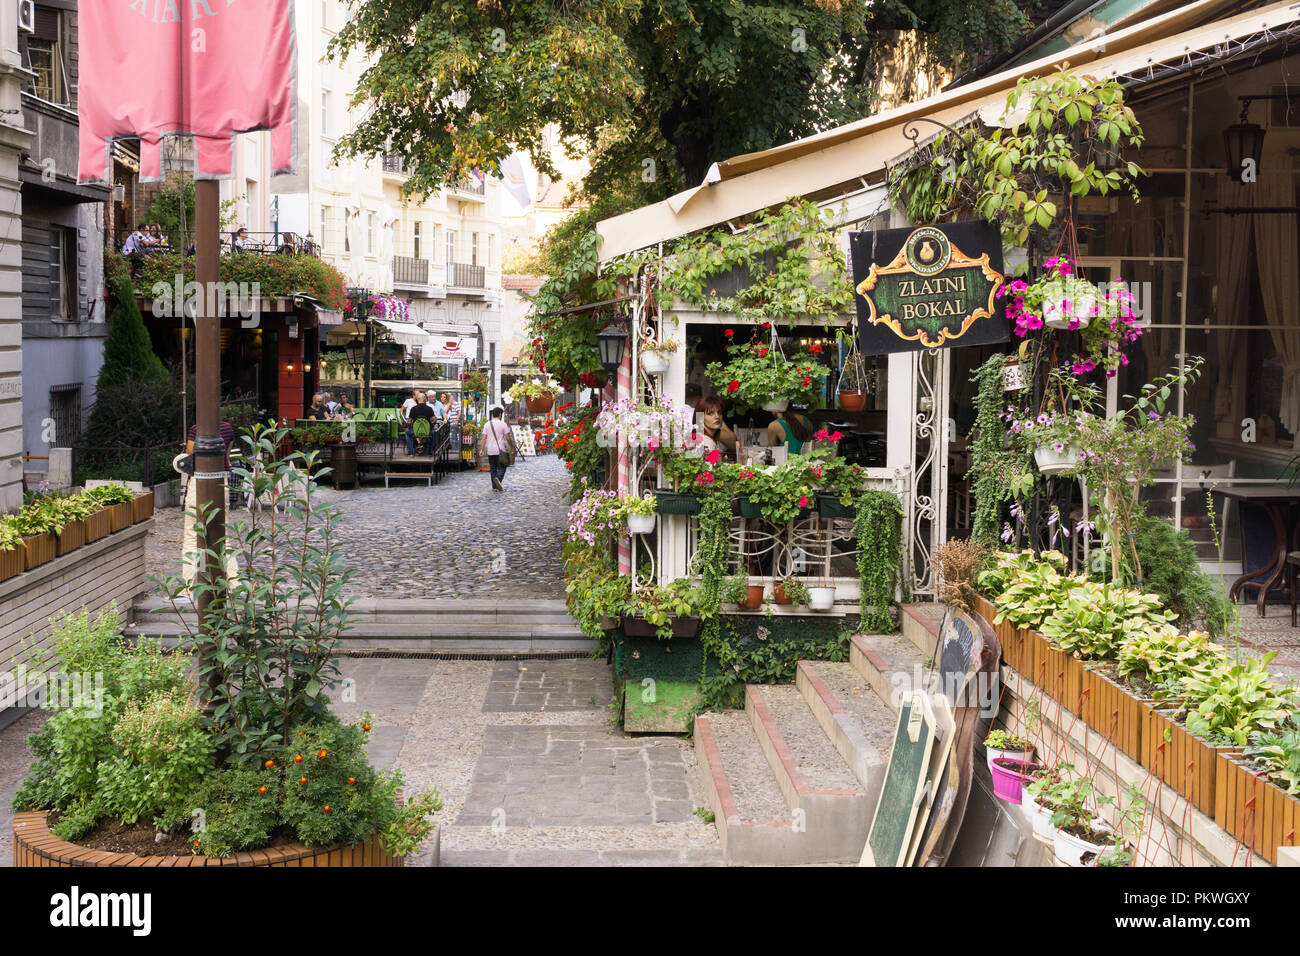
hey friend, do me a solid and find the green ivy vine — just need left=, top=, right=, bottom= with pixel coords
left=854, top=491, right=904, bottom=632
left=968, top=353, right=1035, bottom=547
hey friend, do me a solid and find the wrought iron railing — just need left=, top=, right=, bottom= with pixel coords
left=448, top=262, right=486, bottom=289
left=393, top=255, right=429, bottom=286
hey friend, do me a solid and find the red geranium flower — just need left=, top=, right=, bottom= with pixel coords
left=802, top=377, right=812, bottom=387
left=727, top=380, right=740, bottom=393
left=799, top=495, right=809, bottom=507
left=810, top=343, right=822, bottom=354
left=756, top=347, right=769, bottom=357
left=705, top=450, right=722, bottom=465
left=724, top=328, right=734, bottom=337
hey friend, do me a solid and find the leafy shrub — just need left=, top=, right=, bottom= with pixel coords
left=1130, top=515, right=1230, bottom=635
left=98, top=690, right=216, bottom=830
left=189, top=767, right=282, bottom=858
left=1179, top=653, right=1295, bottom=746
left=1039, top=581, right=1175, bottom=661
left=139, top=251, right=349, bottom=311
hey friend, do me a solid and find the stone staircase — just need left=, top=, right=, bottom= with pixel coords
left=695, top=602, right=958, bottom=865
left=126, top=596, right=595, bottom=654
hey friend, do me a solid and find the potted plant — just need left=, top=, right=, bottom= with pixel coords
left=705, top=333, right=830, bottom=415
left=460, top=368, right=490, bottom=398
left=1004, top=405, right=1087, bottom=477
left=0, top=521, right=23, bottom=583
left=773, top=577, right=810, bottom=607
left=722, top=571, right=764, bottom=611
left=622, top=580, right=704, bottom=640
left=640, top=337, right=681, bottom=376
left=1041, top=773, right=1115, bottom=867
left=88, top=482, right=137, bottom=533
left=506, top=376, right=562, bottom=414
left=807, top=576, right=836, bottom=612
left=983, top=728, right=1034, bottom=772
left=1021, top=762, right=1064, bottom=842
left=621, top=492, right=658, bottom=535
left=989, top=755, right=1041, bottom=805
left=837, top=351, right=872, bottom=412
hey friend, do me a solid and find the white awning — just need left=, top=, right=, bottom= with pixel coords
left=596, top=0, right=1284, bottom=261
left=315, top=309, right=344, bottom=327
left=374, top=318, right=432, bottom=349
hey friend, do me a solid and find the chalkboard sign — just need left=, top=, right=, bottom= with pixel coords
left=862, top=691, right=938, bottom=867
left=903, top=693, right=956, bottom=866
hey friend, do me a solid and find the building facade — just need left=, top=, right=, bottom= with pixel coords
left=16, top=0, right=107, bottom=493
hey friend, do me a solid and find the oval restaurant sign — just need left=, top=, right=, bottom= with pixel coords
left=849, top=220, right=1008, bottom=354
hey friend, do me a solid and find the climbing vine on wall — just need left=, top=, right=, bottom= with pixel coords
left=854, top=491, right=904, bottom=632
left=968, top=353, right=1036, bottom=547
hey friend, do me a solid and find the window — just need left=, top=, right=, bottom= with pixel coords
left=367, top=213, right=375, bottom=254
left=431, top=224, right=439, bottom=262
left=51, top=227, right=75, bottom=320
left=321, top=0, right=329, bottom=29
left=321, top=88, right=332, bottom=138
left=321, top=205, right=330, bottom=253
left=413, top=221, right=422, bottom=260
left=487, top=233, right=496, bottom=269
left=446, top=229, right=457, bottom=265
left=49, top=385, right=82, bottom=448
left=25, top=8, right=65, bottom=105
left=471, top=232, right=479, bottom=266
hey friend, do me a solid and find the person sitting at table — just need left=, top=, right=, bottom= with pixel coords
left=768, top=408, right=815, bottom=455
left=432, top=392, right=447, bottom=423
left=337, top=395, right=356, bottom=419
left=400, top=390, right=417, bottom=419
left=307, top=393, right=329, bottom=420
left=696, top=395, right=738, bottom=460
left=232, top=227, right=250, bottom=253
left=277, top=231, right=298, bottom=256
left=405, top=390, right=435, bottom=455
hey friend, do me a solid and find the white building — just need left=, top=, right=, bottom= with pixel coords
left=220, top=0, right=506, bottom=374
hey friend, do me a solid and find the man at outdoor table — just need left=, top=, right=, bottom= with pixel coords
left=405, top=391, right=435, bottom=455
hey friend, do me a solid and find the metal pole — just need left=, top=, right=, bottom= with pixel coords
left=194, top=179, right=226, bottom=658
left=363, top=315, right=373, bottom=408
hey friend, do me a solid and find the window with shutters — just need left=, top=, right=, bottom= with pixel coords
left=51, top=227, right=76, bottom=320
left=24, top=7, right=66, bottom=105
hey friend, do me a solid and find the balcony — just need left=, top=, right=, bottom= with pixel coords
left=453, top=177, right=487, bottom=201
left=382, top=154, right=409, bottom=180
left=393, top=255, right=430, bottom=290
left=448, top=262, right=486, bottom=290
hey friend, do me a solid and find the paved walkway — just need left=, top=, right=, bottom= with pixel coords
left=143, top=453, right=571, bottom=600
left=0, top=657, right=724, bottom=867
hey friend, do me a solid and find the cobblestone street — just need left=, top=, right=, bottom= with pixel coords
left=143, top=453, right=571, bottom=600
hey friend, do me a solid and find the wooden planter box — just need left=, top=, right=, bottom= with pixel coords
left=975, top=595, right=1025, bottom=673
left=12, top=811, right=405, bottom=867
left=1143, top=708, right=1239, bottom=818
left=1215, top=753, right=1300, bottom=864
left=108, top=500, right=135, bottom=532
left=1080, top=664, right=1153, bottom=762
left=132, top=490, right=155, bottom=523
left=55, top=520, right=86, bottom=557
left=0, top=546, right=22, bottom=584
left=84, top=507, right=113, bottom=544
left=21, top=532, right=55, bottom=571
left=1031, top=639, right=1081, bottom=714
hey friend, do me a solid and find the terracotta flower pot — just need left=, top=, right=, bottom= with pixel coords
left=773, top=584, right=792, bottom=605
left=526, top=394, right=554, bottom=414
left=838, top=390, right=868, bottom=412
left=733, top=584, right=764, bottom=610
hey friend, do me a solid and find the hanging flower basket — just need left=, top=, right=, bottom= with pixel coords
left=641, top=352, right=670, bottom=375
left=838, top=391, right=867, bottom=412
left=526, top=394, right=555, bottom=414
left=1034, top=442, right=1082, bottom=476
left=807, top=587, right=836, bottom=612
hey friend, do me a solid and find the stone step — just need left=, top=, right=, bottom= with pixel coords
left=132, top=596, right=576, bottom=618
left=694, top=710, right=831, bottom=866
left=795, top=660, right=893, bottom=801
left=849, top=633, right=930, bottom=715
left=121, top=624, right=597, bottom=655
left=744, top=684, right=870, bottom=862
left=899, top=602, right=946, bottom=659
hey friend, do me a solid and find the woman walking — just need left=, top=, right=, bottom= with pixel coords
left=480, top=406, right=516, bottom=491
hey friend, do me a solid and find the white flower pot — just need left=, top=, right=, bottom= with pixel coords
left=763, top=399, right=789, bottom=414
left=987, top=745, right=1034, bottom=773
left=1034, top=443, right=1081, bottom=476
left=1053, top=822, right=1113, bottom=867
left=641, top=352, right=670, bottom=375
left=627, top=513, right=656, bottom=535
left=807, top=587, right=835, bottom=612
left=1021, top=795, right=1058, bottom=843
left=1043, top=289, right=1097, bottom=330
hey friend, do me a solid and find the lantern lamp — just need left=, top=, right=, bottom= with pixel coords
left=597, top=321, right=627, bottom=373
left=1224, top=99, right=1266, bottom=184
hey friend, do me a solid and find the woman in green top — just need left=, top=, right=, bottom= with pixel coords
left=768, top=410, right=814, bottom=454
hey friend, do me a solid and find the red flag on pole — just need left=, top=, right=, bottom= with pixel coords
left=78, top=0, right=297, bottom=182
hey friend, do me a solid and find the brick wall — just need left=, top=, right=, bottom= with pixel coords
left=0, top=519, right=150, bottom=716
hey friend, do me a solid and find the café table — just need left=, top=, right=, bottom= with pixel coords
left=1212, top=485, right=1300, bottom=617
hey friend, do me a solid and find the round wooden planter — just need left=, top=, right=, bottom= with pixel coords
left=525, top=393, right=555, bottom=414
left=330, top=442, right=358, bottom=489
left=12, top=811, right=405, bottom=868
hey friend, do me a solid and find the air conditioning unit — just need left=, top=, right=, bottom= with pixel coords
left=17, top=0, right=34, bottom=33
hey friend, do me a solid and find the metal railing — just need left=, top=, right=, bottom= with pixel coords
left=455, top=177, right=486, bottom=196
left=448, top=262, right=485, bottom=289
left=383, top=154, right=407, bottom=176
left=113, top=228, right=320, bottom=259
left=393, top=255, right=429, bottom=286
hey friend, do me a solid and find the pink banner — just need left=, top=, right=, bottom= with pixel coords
left=78, top=0, right=297, bottom=183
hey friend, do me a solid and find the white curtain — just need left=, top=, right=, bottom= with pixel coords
left=1215, top=183, right=1254, bottom=424
left=1252, top=171, right=1300, bottom=434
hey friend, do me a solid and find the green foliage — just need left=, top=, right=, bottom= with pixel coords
left=187, top=766, right=281, bottom=857
left=968, top=354, right=1033, bottom=546
left=983, top=729, right=1031, bottom=752
left=138, top=252, right=349, bottom=311
left=624, top=579, right=705, bottom=640
left=97, top=277, right=169, bottom=387
left=1245, top=724, right=1300, bottom=795
left=1130, top=515, right=1230, bottom=636
left=1179, top=653, right=1295, bottom=747
left=854, top=491, right=903, bottom=631
left=142, top=178, right=195, bottom=247
left=706, top=334, right=831, bottom=414
left=777, top=577, right=811, bottom=606
left=698, top=620, right=854, bottom=711
left=895, top=70, right=1146, bottom=247
left=155, top=425, right=351, bottom=762
left=1038, top=581, right=1176, bottom=662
